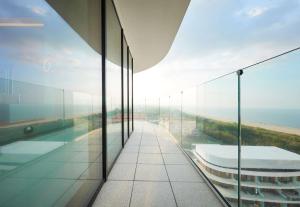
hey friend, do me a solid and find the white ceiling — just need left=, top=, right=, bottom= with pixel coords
left=114, top=0, right=190, bottom=72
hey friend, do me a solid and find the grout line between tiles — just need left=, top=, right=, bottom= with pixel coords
left=155, top=125, right=179, bottom=207
left=128, top=121, right=144, bottom=207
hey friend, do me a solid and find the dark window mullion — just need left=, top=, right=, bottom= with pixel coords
left=121, top=29, right=124, bottom=147
left=101, top=0, right=107, bottom=181
left=131, top=57, right=134, bottom=131
left=127, top=47, right=130, bottom=138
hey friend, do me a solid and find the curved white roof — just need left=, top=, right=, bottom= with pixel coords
left=47, top=0, right=190, bottom=73
left=114, top=0, right=190, bottom=72
left=195, top=144, right=300, bottom=170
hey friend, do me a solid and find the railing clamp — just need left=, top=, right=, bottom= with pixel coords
left=236, top=69, right=243, bottom=76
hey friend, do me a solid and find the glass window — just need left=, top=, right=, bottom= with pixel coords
left=0, top=0, right=102, bottom=206
left=106, top=0, right=122, bottom=173
left=129, top=51, right=133, bottom=134
left=123, top=38, right=128, bottom=141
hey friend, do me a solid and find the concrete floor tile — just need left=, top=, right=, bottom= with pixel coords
left=171, top=182, right=223, bottom=207
left=93, top=181, right=133, bottom=207
left=108, top=164, right=136, bottom=181
left=139, top=146, right=160, bottom=154
left=130, top=181, right=176, bottom=207
left=117, top=153, right=138, bottom=164
left=138, top=153, right=163, bottom=164
left=166, top=165, right=204, bottom=182
left=162, top=154, right=189, bottom=165
left=135, top=164, right=168, bottom=181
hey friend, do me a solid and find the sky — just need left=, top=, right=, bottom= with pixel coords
left=134, top=0, right=300, bottom=102
left=0, top=0, right=299, bottom=109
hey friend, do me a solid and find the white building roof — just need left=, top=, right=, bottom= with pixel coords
left=195, top=144, right=300, bottom=170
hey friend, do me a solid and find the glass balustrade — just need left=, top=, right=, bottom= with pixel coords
left=134, top=48, right=300, bottom=207
left=240, top=49, right=300, bottom=207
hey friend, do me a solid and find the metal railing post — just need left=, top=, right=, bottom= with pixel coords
left=237, top=69, right=243, bottom=207
left=180, top=91, right=183, bottom=146
left=168, top=96, right=171, bottom=132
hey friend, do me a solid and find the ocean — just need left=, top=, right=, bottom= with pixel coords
left=199, top=108, right=300, bottom=129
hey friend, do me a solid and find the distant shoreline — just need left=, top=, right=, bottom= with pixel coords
left=199, top=115, right=300, bottom=136
left=243, top=122, right=300, bottom=136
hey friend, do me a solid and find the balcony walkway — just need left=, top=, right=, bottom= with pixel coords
left=93, top=121, right=224, bottom=207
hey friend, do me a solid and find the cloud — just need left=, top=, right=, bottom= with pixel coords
left=30, top=6, right=47, bottom=16
left=236, top=6, right=270, bottom=18
left=245, top=6, right=269, bottom=17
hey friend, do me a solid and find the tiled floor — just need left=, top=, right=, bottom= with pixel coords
left=93, top=121, right=224, bottom=207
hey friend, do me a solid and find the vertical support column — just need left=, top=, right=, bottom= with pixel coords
left=121, top=29, right=124, bottom=147
left=237, top=69, right=243, bottom=207
left=101, top=0, right=107, bottom=180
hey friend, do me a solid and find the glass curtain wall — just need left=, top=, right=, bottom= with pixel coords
left=106, top=0, right=122, bottom=173
left=0, top=0, right=103, bottom=206
left=123, top=38, right=128, bottom=141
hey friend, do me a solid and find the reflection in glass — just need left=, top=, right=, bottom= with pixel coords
left=106, top=0, right=122, bottom=173
left=0, top=0, right=102, bottom=206
left=129, top=52, right=133, bottom=135
left=123, top=38, right=128, bottom=142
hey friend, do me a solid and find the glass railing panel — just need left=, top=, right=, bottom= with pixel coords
left=145, top=98, right=160, bottom=124
left=195, top=73, right=239, bottom=206
left=0, top=0, right=103, bottom=206
left=241, top=49, right=300, bottom=206
left=169, top=92, right=182, bottom=143
left=181, top=87, right=197, bottom=151
left=159, top=96, right=170, bottom=130
left=134, top=96, right=146, bottom=121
